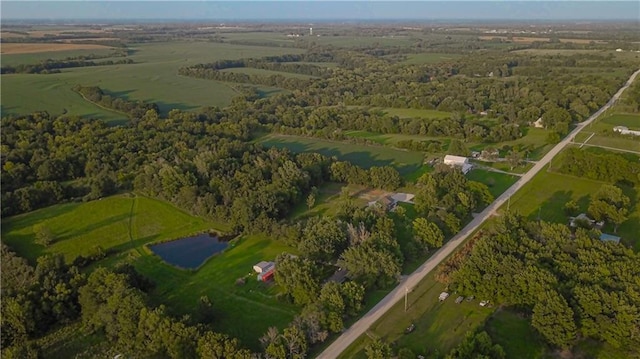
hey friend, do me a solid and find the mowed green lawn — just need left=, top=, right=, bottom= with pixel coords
left=579, top=113, right=640, bottom=152
left=1, top=194, right=223, bottom=263
left=505, top=166, right=640, bottom=250
left=259, top=134, right=425, bottom=176
left=1, top=193, right=298, bottom=350
left=338, top=271, right=494, bottom=359
left=466, top=169, right=519, bottom=199
left=1, top=41, right=305, bottom=119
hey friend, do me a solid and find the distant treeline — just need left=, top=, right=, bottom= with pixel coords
left=72, top=85, right=159, bottom=118
left=556, top=147, right=640, bottom=185
left=178, top=52, right=336, bottom=89
left=1, top=58, right=133, bottom=74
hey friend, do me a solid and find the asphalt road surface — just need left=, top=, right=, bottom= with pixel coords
left=316, top=68, right=640, bottom=359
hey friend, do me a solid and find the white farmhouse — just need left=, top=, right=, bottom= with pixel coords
left=444, top=155, right=473, bottom=174
left=613, top=126, right=640, bottom=136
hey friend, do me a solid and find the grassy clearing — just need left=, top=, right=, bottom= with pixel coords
left=220, top=66, right=318, bottom=79
left=1, top=193, right=298, bottom=350
left=133, top=234, right=298, bottom=350
left=577, top=113, right=640, bottom=152
left=485, top=310, right=547, bottom=359
left=339, top=271, right=494, bottom=358
left=1, top=194, right=224, bottom=264
left=504, top=166, right=640, bottom=250
left=399, top=53, right=462, bottom=64
left=466, top=169, right=519, bottom=198
left=2, top=41, right=304, bottom=118
left=379, top=107, right=452, bottom=119
left=259, top=134, right=425, bottom=176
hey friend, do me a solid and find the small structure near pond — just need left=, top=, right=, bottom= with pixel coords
left=254, top=261, right=275, bottom=282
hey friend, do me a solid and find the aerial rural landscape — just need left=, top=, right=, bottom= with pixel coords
left=1, top=1, right=639, bottom=358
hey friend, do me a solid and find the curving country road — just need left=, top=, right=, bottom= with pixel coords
left=317, top=68, right=640, bottom=359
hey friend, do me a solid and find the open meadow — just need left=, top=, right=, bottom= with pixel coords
left=259, top=134, right=425, bottom=176
left=1, top=41, right=305, bottom=119
left=1, top=194, right=298, bottom=349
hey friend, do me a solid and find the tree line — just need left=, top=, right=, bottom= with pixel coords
left=556, top=147, right=640, bottom=185
left=1, top=58, right=133, bottom=74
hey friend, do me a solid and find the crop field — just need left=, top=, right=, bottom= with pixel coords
left=338, top=271, right=494, bottom=359
left=220, top=66, right=318, bottom=79
left=1, top=41, right=305, bottom=118
left=1, top=74, right=128, bottom=125
left=1, top=194, right=298, bottom=349
left=1, top=42, right=114, bottom=54
left=601, top=113, right=640, bottom=128
left=505, top=166, right=640, bottom=250
left=399, top=53, right=463, bottom=64
left=1, top=48, right=119, bottom=67
left=259, top=134, right=425, bottom=175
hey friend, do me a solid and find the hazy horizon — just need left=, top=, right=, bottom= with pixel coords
left=2, top=1, right=639, bottom=21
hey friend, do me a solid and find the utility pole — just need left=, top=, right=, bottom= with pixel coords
left=404, top=287, right=408, bottom=312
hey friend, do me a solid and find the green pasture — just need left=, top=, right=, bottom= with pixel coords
left=1, top=47, right=118, bottom=67
left=400, top=53, right=462, bottom=65
left=0, top=194, right=223, bottom=264
left=579, top=113, right=640, bottom=152
left=505, top=165, right=640, bottom=250
left=601, top=113, right=640, bottom=128
left=1, top=193, right=298, bottom=349
left=259, top=134, right=425, bottom=176
left=466, top=169, right=519, bottom=198
left=345, top=130, right=451, bottom=148
left=338, top=271, right=494, bottom=359
left=220, top=66, right=318, bottom=79
left=133, top=234, right=298, bottom=350
left=379, top=107, right=452, bottom=119
left=1, top=41, right=304, bottom=119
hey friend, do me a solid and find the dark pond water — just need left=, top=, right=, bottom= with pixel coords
left=150, top=233, right=228, bottom=269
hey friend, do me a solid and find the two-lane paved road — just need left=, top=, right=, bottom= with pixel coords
left=317, top=68, right=640, bottom=359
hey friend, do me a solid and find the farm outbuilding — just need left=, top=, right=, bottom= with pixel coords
left=444, top=155, right=473, bottom=174
left=253, top=261, right=275, bottom=274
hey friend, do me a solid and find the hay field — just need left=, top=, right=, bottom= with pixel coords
left=1, top=42, right=113, bottom=54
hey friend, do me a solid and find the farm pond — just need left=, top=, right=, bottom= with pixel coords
left=149, top=233, right=228, bottom=269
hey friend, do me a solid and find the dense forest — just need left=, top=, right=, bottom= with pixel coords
left=449, top=214, right=640, bottom=353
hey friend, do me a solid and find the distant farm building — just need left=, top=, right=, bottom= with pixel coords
left=532, top=117, right=544, bottom=128
left=444, top=155, right=473, bottom=174
left=390, top=193, right=415, bottom=204
left=569, top=213, right=604, bottom=229
left=439, top=292, right=450, bottom=301
left=613, top=126, right=640, bottom=136
left=600, top=233, right=621, bottom=244
left=253, top=261, right=275, bottom=282
left=368, top=195, right=398, bottom=212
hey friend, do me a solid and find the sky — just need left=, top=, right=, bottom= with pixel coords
left=2, top=1, right=639, bottom=21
